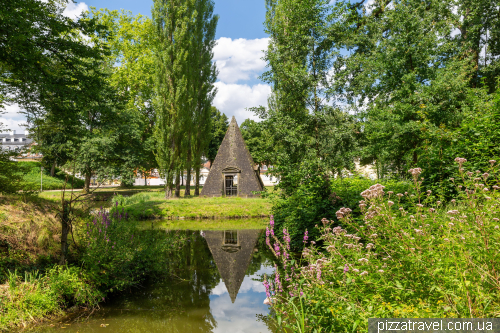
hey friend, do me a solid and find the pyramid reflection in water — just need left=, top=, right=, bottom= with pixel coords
left=204, top=229, right=261, bottom=303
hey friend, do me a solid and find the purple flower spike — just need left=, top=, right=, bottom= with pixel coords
left=303, top=229, right=309, bottom=243
left=344, top=264, right=349, bottom=273
left=116, top=201, right=118, bottom=207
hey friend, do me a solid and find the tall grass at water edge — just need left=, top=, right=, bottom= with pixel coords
left=264, top=158, right=500, bottom=332
left=0, top=203, right=187, bottom=331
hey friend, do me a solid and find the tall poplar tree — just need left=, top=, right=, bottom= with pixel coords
left=153, top=0, right=217, bottom=198
left=152, top=0, right=195, bottom=198
left=188, top=0, right=218, bottom=196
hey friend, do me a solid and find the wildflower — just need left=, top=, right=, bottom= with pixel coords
left=495, top=226, right=499, bottom=230
left=388, top=201, right=394, bottom=206
left=358, top=258, right=369, bottom=263
left=449, top=178, right=454, bottom=181
left=343, top=264, right=349, bottom=273
left=454, top=157, right=467, bottom=167
left=408, top=168, right=422, bottom=177
left=366, top=243, right=374, bottom=249
left=416, top=204, right=423, bottom=208
left=397, top=193, right=404, bottom=198
left=370, top=233, right=378, bottom=238
left=489, top=160, right=496, bottom=166
left=303, top=230, right=308, bottom=243
left=443, top=238, right=450, bottom=242
left=493, top=218, right=499, bottom=222
left=336, top=207, right=352, bottom=219
left=388, top=191, right=393, bottom=195
left=437, top=201, right=442, bottom=205
left=448, top=223, right=454, bottom=227
left=360, top=271, right=368, bottom=276
left=378, top=270, right=384, bottom=273
left=410, top=248, right=415, bottom=251
left=447, top=210, right=459, bottom=215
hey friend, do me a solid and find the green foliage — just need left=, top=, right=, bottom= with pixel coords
left=0, top=266, right=101, bottom=331
left=89, top=9, right=158, bottom=183
left=207, top=106, right=229, bottom=165
left=81, top=208, right=188, bottom=293
left=418, top=83, right=500, bottom=197
left=19, top=162, right=84, bottom=190
left=240, top=119, right=269, bottom=166
left=272, top=176, right=412, bottom=250
left=266, top=160, right=500, bottom=331
left=0, top=151, right=27, bottom=194
left=153, top=0, right=218, bottom=197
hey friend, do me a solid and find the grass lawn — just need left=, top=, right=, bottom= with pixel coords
left=114, top=191, right=272, bottom=219
left=148, top=217, right=269, bottom=230
left=19, top=162, right=84, bottom=191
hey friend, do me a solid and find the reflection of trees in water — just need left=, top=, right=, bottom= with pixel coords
left=56, top=229, right=275, bottom=333
left=91, top=230, right=221, bottom=333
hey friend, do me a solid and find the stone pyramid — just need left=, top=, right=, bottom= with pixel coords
left=204, top=230, right=261, bottom=303
left=201, top=116, right=263, bottom=197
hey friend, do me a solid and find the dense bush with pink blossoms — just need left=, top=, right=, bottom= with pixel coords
left=264, top=159, right=500, bottom=332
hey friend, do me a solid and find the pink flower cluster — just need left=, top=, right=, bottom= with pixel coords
left=361, top=184, right=386, bottom=199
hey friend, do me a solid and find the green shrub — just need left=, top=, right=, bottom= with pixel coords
left=272, top=176, right=412, bottom=250
left=81, top=207, right=187, bottom=293
left=265, top=159, right=500, bottom=332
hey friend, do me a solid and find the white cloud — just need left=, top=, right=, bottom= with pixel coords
left=0, top=104, right=26, bottom=133
left=62, top=1, right=89, bottom=20
left=213, top=82, right=271, bottom=124
left=214, top=37, right=269, bottom=84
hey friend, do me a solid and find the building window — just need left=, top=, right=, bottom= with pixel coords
left=225, top=175, right=237, bottom=196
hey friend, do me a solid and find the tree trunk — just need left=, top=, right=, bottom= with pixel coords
left=175, top=171, right=181, bottom=197
left=195, top=168, right=200, bottom=196
left=185, top=168, right=191, bottom=196
left=59, top=200, right=70, bottom=265
left=50, top=162, right=56, bottom=177
left=164, top=184, right=172, bottom=199
left=84, top=172, right=91, bottom=192
left=181, top=172, right=184, bottom=186
left=144, top=173, right=147, bottom=187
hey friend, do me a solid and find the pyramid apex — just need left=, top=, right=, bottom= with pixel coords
left=230, top=116, right=237, bottom=124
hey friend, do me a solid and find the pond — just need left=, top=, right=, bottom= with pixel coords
left=30, top=227, right=276, bottom=333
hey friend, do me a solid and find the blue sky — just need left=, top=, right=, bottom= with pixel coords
left=83, top=0, right=269, bottom=40
left=1, top=0, right=271, bottom=132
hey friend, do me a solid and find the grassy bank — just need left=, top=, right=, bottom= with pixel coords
left=0, top=193, right=190, bottom=331
left=20, top=162, right=84, bottom=191
left=112, top=190, right=272, bottom=219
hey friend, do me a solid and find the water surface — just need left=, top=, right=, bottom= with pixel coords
left=30, top=229, right=275, bottom=333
